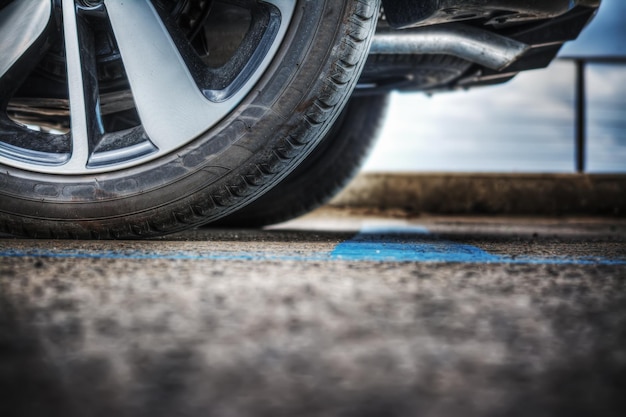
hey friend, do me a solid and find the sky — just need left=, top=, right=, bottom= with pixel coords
left=363, top=0, right=626, bottom=173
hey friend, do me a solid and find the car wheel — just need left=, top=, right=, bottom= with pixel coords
left=0, top=0, right=379, bottom=238
left=215, top=94, right=389, bottom=227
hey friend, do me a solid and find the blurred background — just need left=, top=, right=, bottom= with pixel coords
left=363, top=0, right=626, bottom=173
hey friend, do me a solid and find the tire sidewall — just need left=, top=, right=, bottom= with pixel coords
left=217, top=94, right=390, bottom=227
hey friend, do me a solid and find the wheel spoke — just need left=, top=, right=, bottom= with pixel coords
left=0, top=1, right=52, bottom=80
left=104, top=0, right=295, bottom=154
left=104, top=0, right=222, bottom=152
left=62, top=0, right=103, bottom=171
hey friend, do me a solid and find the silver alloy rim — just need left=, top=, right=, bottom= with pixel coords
left=0, top=0, right=295, bottom=174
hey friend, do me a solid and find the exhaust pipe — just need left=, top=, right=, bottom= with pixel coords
left=370, top=24, right=530, bottom=71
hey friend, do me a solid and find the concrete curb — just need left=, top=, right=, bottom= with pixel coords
left=330, top=173, right=626, bottom=215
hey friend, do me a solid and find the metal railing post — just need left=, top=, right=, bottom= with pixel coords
left=575, top=59, right=586, bottom=173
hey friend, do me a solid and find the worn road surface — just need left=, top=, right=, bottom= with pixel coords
left=1, top=209, right=625, bottom=417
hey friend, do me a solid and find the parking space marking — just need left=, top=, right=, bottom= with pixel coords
left=0, top=224, right=624, bottom=265
left=0, top=248, right=328, bottom=262
left=330, top=224, right=501, bottom=263
left=330, top=224, right=626, bottom=265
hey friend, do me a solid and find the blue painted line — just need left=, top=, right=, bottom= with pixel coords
left=330, top=225, right=626, bottom=265
left=0, top=248, right=328, bottom=262
left=331, top=224, right=501, bottom=263
left=0, top=224, right=624, bottom=265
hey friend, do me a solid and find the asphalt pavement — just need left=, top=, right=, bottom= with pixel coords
left=1, top=208, right=625, bottom=417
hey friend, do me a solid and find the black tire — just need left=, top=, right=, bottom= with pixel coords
left=0, top=0, right=380, bottom=239
left=216, top=94, right=389, bottom=228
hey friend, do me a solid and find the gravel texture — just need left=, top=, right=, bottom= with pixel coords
left=1, top=214, right=625, bottom=417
